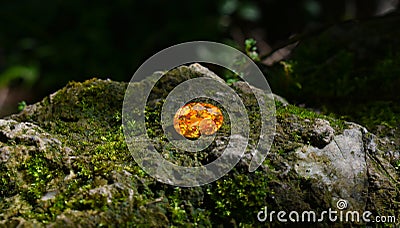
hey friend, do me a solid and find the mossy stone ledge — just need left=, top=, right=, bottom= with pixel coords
left=0, top=64, right=399, bottom=227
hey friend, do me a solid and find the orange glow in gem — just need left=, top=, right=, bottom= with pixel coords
left=173, top=102, right=223, bottom=139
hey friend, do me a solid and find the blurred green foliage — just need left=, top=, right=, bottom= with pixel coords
left=0, top=1, right=224, bottom=96
left=0, top=0, right=387, bottom=94
left=264, top=12, right=400, bottom=131
left=0, top=0, right=396, bottom=122
left=0, top=65, right=38, bottom=87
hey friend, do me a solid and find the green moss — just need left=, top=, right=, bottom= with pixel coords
left=4, top=59, right=390, bottom=226
left=0, top=163, right=17, bottom=197
left=276, top=101, right=347, bottom=133
left=0, top=78, right=216, bottom=225
left=22, top=153, right=58, bottom=204
left=205, top=169, right=271, bottom=226
left=165, top=187, right=212, bottom=227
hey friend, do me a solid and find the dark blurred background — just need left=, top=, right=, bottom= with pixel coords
left=0, top=0, right=399, bottom=118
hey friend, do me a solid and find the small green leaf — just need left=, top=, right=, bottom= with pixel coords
left=18, top=101, right=27, bottom=112
left=244, top=38, right=260, bottom=61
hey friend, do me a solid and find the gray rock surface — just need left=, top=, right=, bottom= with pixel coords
left=294, top=126, right=367, bottom=211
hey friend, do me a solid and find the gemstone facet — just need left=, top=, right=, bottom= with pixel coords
left=173, top=102, right=223, bottom=139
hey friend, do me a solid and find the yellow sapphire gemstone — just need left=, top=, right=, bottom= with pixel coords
left=173, top=102, right=223, bottom=139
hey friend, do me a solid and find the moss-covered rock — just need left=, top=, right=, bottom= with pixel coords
left=0, top=64, right=399, bottom=227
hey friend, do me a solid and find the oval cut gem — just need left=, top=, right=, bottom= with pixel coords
left=173, top=102, right=223, bottom=139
